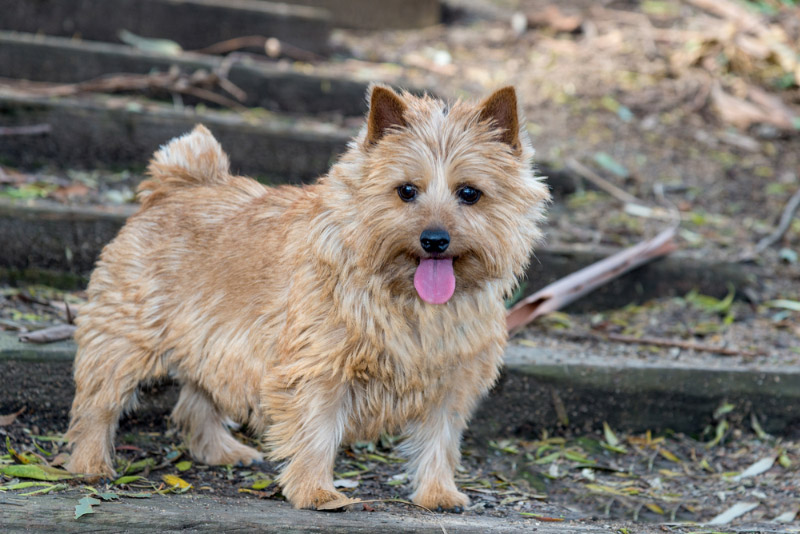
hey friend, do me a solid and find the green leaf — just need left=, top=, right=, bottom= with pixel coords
left=95, top=492, right=119, bottom=501
left=175, top=461, right=192, bottom=472
left=113, top=475, right=144, bottom=485
left=20, top=483, right=67, bottom=496
left=251, top=479, right=272, bottom=490
left=603, top=422, right=620, bottom=447
left=766, top=299, right=800, bottom=312
left=125, top=458, right=156, bottom=474
left=117, top=29, right=182, bottom=56
left=533, top=451, right=561, bottom=464
left=593, top=152, right=630, bottom=179
left=0, top=464, right=73, bottom=481
left=74, top=496, right=101, bottom=519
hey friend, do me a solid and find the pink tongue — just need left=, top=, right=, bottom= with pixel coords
left=414, top=258, right=455, bottom=304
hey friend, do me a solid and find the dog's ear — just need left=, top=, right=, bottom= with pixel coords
left=365, top=85, right=408, bottom=146
left=478, top=86, right=520, bottom=151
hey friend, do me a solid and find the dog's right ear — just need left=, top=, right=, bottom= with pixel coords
left=365, top=85, right=407, bottom=146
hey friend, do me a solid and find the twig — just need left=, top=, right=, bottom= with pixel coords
left=0, top=124, right=52, bottom=136
left=0, top=69, right=248, bottom=110
left=753, top=187, right=800, bottom=254
left=191, top=35, right=324, bottom=63
left=507, top=228, right=678, bottom=331
left=566, top=158, right=642, bottom=205
left=603, top=332, right=764, bottom=358
left=18, top=324, right=76, bottom=344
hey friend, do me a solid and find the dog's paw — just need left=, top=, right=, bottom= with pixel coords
left=412, top=487, right=469, bottom=511
left=65, top=455, right=116, bottom=481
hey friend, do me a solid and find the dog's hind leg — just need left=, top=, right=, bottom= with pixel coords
left=65, top=337, right=163, bottom=479
left=171, top=382, right=262, bottom=466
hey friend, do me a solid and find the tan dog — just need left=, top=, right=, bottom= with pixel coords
left=65, top=85, right=550, bottom=510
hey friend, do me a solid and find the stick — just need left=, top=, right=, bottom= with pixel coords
left=191, top=35, right=324, bottom=62
left=604, top=333, right=764, bottom=358
left=0, top=124, right=51, bottom=136
left=566, top=158, right=642, bottom=205
left=18, top=324, right=77, bottom=344
left=506, top=228, right=678, bottom=332
left=753, top=187, right=800, bottom=254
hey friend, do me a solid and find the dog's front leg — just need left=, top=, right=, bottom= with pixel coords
left=401, top=399, right=470, bottom=511
left=266, top=381, right=348, bottom=509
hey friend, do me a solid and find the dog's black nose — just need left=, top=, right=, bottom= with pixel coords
left=420, top=229, right=450, bottom=253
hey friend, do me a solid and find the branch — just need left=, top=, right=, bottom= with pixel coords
left=18, top=325, right=76, bottom=344
left=566, top=158, right=642, bottom=205
left=0, top=124, right=52, bottom=136
left=754, top=187, right=800, bottom=254
left=604, top=332, right=764, bottom=358
left=506, top=228, right=678, bottom=332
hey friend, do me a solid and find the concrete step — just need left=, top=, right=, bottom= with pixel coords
left=281, top=0, right=441, bottom=29
left=0, top=92, right=353, bottom=181
left=4, top=332, right=796, bottom=437
left=0, top=31, right=369, bottom=116
left=0, top=491, right=609, bottom=534
left=0, top=0, right=331, bottom=55
left=0, top=197, right=753, bottom=307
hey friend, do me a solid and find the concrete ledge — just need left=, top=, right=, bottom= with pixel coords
left=2, top=333, right=797, bottom=436
left=0, top=197, right=754, bottom=307
left=0, top=0, right=331, bottom=55
left=0, top=31, right=369, bottom=115
left=284, top=0, right=441, bottom=29
left=472, top=344, right=800, bottom=436
left=0, top=92, right=353, bottom=180
left=0, top=492, right=605, bottom=534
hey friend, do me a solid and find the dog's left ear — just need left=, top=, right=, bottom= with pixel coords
left=478, top=86, right=521, bottom=152
left=365, top=85, right=408, bottom=146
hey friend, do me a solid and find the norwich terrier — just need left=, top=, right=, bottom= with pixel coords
left=65, top=85, right=550, bottom=510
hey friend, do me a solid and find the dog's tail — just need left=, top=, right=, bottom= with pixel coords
left=138, top=125, right=230, bottom=208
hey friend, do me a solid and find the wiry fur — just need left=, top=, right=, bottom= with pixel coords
left=65, top=86, right=550, bottom=510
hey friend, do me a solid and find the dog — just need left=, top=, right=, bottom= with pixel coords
left=65, top=85, right=550, bottom=510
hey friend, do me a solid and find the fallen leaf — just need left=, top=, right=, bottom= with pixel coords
left=706, top=502, right=759, bottom=525
left=519, top=512, right=565, bottom=521
left=113, top=475, right=143, bottom=485
left=659, top=448, right=682, bottom=463
left=733, top=456, right=775, bottom=481
left=75, top=496, right=101, bottom=519
left=0, top=407, right=24, bottom=426
left=251, top=478, right=273, bottom=490
left=333, top=478, right=359, bottom=489
left=162, top=474, right=192, bottom=489
left=645, top=503, right=665, bottom=515
left=316, top=496, right=362, bottom=511
left=0, top=464, right=73, bottom=481
left=175, top=461, right=192, bottom=472
left=773, top=510, right=798, bottom=523
left=603, top=422, right=621, bottom=447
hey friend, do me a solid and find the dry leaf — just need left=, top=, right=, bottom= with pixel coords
left=162, top=474, right=192, bottom=489
left=707, top=501, right=759, bottom=525
left=316, top=496, right=362, bottom=511
left=0, top=407, right=24, bottom=426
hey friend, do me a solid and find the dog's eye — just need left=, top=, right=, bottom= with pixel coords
left=457, top=186, right=481, bottom=205
left=397, top=184, right=418, bottom=202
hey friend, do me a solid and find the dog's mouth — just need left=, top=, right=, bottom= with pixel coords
left=414, top=255, right=457, bottom=305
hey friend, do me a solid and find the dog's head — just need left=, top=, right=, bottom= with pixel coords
left=327, top=85, right=550, bottom=304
